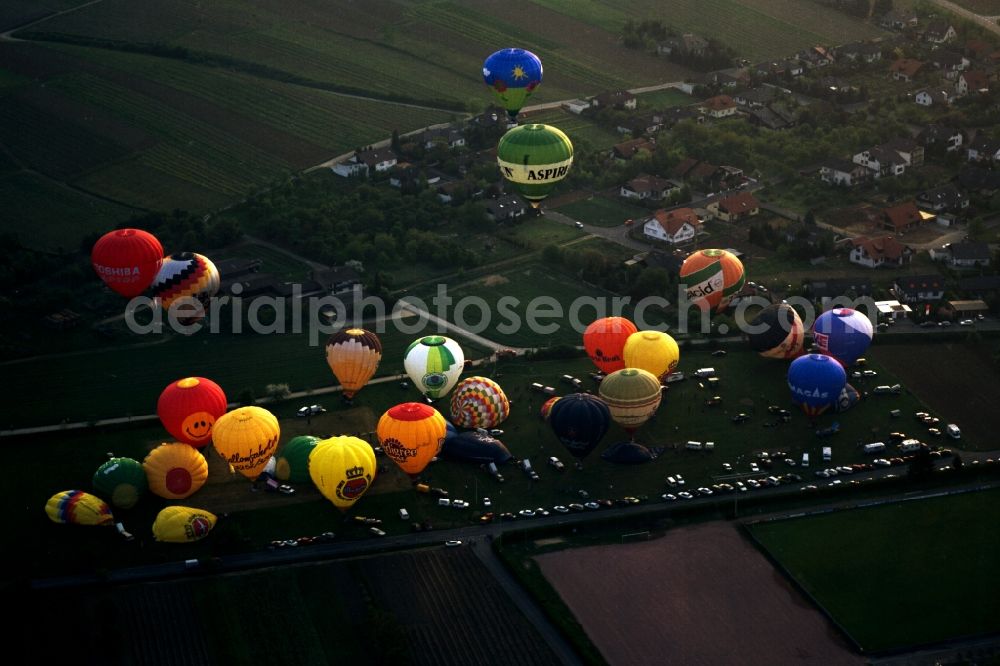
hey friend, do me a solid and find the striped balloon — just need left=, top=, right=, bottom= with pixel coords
left=497, top=124, right=574, bottom=208
left=45, top=490, right=114, bottom=527
left=679, top=249, right=745, bottom=312
left=450, top=376, right=510, bottom=429
left=404, top=335, right=465, bottom=400
left=326, top=328, right=382, bottom=398
left=598, top=368, right=663, bottom=435
left=150, top=252, right=220, bottom=324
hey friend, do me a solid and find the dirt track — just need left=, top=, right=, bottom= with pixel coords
left=536, top=523, right=860, bottom=666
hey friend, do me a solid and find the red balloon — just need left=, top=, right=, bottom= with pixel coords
left=91, top=229, right=163, bottom=298
left=157, top=377, right=228, bottom=447
left=583, top=317, right=638, bottom=374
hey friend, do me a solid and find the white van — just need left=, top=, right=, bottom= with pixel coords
left=946, top=424, right=961, bottom=439
left=686, top=441, right=703, bottom=450
left=399, top=508, right=410, bottom=520
left=704, top=441, right=715, bottom=451
left=801, top=452, right=809, bottom=467
left=437, top=498, right=451, bottom=507
left=822, top=446, right=832, bottom=462
left=694, top=368, right=716, bottom=378
left=863, top=442, right=886, bottom=454
left=899, top=439, right=923, bottom=453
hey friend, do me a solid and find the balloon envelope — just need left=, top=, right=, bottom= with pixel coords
left=440, top=430, right=512, bottom=465
left=601, top=441, right=654, bottom=464
left=275, top=435, right=320, bottom=484
left=680, top=249, right=746, bottom=312
left=787, top=354, right=847, bottom=418
left=812, top=308, right=874, bottom=366
left=211, top=406, right=280, bottom=480
left=748, top=304, right=804, bottom=359
left=540, top=396, right=560, bottom=420
left=623, top=330, right=679, bottom=378
left=143, top=443, right=209, bottom=499
left=548, top=393, right=611, bottom=459
left=449, top=376, right=510, bottom=429
left=598, top=368, right=662, bottom=433
left=326, top=328, right=382, bottom=398
left=483, top=48, right=543, bottom=119
left=157, top=377, right=228, bottom=447
left=497, top=124, right=573, bottom=208
left=835, top=383, right=861, bottom=413
left=92, top=457, right=147, bottom=509
left=150, top=252, right=220, bottom=324
left=404, top=335, right=465, bottom=400
left=152, top=506, right=217, bottom=543
left=377, top=402, right=446, bottom=476
left=45, top=490, right=113, bottom=526
left=309, top=436, right=376, bottom=511
left=584, top=317, right=637, bottom=374
left=91, top=228, right=163, bottom=298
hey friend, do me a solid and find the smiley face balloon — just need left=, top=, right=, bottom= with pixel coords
left=157, top=377, right=228, bottom=447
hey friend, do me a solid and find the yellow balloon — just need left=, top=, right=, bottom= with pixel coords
left=152, top=506, right=217, bottom=543
left=45, top=490, right=114, bottom=526
left=211, top=406, right=280, bottom=479
left=143, top=443, right=209, bottom=499
left=309, top=436, right=376, bottom=511
left=623, top=330, right=680, bottom=378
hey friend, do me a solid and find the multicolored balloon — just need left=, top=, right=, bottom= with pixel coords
left=152, top=506, right=217, bottom=543
left=308, top=436, right=376, bottom=512
left=747, top=304, right=804, bottom=359
left=497, top=123, right=573, bottom=208
left=584, top=317, right=637, bottom=374
left=449, top=376, right=510, bottom=429
left=679, top=249, right=746, bottom=312
left=483, top=48, right=543, bottom=120
left=325, top=328, right=382, bottom=399
left=540, top=396, right=560, bottom=420
left=45, top=490, right=114, bottom=527
left=812, top=308, right=874, bottom=367
left=787, top=353, right=847, bottom=419
left=548, top=393, right=611, bottom=460
left=157, top=377, right=228, bottom=447
left=91, top=228, right=163, bottom=298
left=150, top=252, right=220, bottom=324
left=623, top=330, right=680, bottom=378
left=598, top=368, right=663, bottom=436
left=92, top=457, right=147, bottom=509
left=403, top=335, right=465, bottom=400
left=143, top=443, right=209, bottom=500
left=835, top=383, right=860, bottom=413
left=275, top=435, right=320, bottom=484
left=376, top=402, right=446, bottom=477
left=211, top=406, right=280, bottom=480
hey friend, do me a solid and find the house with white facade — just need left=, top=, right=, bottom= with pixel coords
left=849, top=236, right=912, bottom=268
left=642, top=208, right=701, bottom=244
left=620, top=174, right=680, bottom=201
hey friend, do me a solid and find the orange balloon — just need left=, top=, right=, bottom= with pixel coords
left=376, top=403, right=446, bottom=477
left=584, top=317, right=637, bottom=374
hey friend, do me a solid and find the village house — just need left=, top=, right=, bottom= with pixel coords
left=700, top=95, right=738, bottom=118
left=956, top=70, right=989, bottom=96
left=620, top=174, right=680, bottom=201
left=948, top=241, right=992, bottom=268
left=941, top=299, right=990, bottom=320
left=592, top=90, right=637, bottom=110
left=881, top=8, right=918, bottom=31
left=882, top=201, right=932, bottom=233
left=611, top=137, right=656, bottom=160
left=657, top=33, right=709, bottom=57
left=733, top=87, right=778, bottom=108
left=837, top=41, right=882, bottom=63
left=616, top=114, right=665, bottom=136
left=562, top=99, right=591, bottom=114
left=917, top=124, right=963, bottom=152
left=708, top=191, right=759, bottom=222
left=709, top=67, right=751, bottom=88
left=893, top=275, right=946, bottom=303
left=483, top=194, right=526, bottom=223
left=848, top=236, right=912, bottom=268
left=967, top=135, right=1000, bottom=163
left=422, top=127, right=465, bottom=150
left=923, top=20, right=957, bottom=44
left=915, top=89, right=952, bottom=106
left=916, top=184, right=969, bottom=213
left=890, top=58, right=925, bottom=82
left=819, top=158, right=869, bottom=186
left=931, top=50, right=969, bottom=79
left=642, top=208, right=701, bottom=244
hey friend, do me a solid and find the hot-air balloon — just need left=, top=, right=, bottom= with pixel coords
left=812, top=308, right=874, bottom=367
left=403, top=335, right=465, bottom=400
left=598, top=368, right=663, bottom=441
left=601, top=441, right=656, bottom=464
left=483, top=48, right=543, bottom=121
left=584, top=317, right=637, bottom=374
left=92, top=456, right=147, bottom=509
left=325, top=328, right=382, bottom=400
left=497, top=124, right=573, bottom=208
left=275, top=435, right=320, bottom=484
left=449, top=377, right=510, bottom=429
left=143, top=443, right=209, bottom=500
left=91, top=228, right=163, bottom=298
left=623, top=330, right=680, bottom=379
left=441, top=430, right=512, bottom=465
left=308, top=436, right=376, bottom=512
left=157, top=377, right=228, bottom=447
left=211, top=406, right=280, bottom=480
left=747, top=303, right=804, bottom=360
left=548, top=393, right=610, bottom=460
left=679, top=249, right=746, bottom=312
left=150, top=252, right=221, bottom=325
left=835, top=383, right=860, bottom=413
left=787, top=353, right=847, bottom=419
left=540, top=395, right=560, bottom=420
left=45, top=490, right=114, bottom=527
left=377, top=402, right=446, bottom=476
left=152, top=506, right=217, bottom=543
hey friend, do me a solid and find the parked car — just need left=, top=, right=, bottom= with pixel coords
left=731, top=413, right=750, bottom=423
left=296, top=404, right=326, bottom=417
left=445, top=540, right=462, bottom=547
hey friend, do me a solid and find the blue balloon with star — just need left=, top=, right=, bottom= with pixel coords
left=482, top=48, right=543, bottom=120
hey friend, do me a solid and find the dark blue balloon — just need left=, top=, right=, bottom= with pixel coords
left=788, top=354, right=847, bottom=417
left=445, top=421, right=458, bottom=440
left=601, top=440, right=653, bottom=464
left=812, top=308, right=874, bottom=366
left=548, top=393, right=610, bottom=459
left=441, top=431, right=511, bottom=465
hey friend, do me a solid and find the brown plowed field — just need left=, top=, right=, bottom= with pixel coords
left=536, top=523, right=861, bottom=666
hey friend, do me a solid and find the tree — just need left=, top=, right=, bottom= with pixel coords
left=238, top=389, right=256, bottom=407
left=265, top=383, right=290, bottom=402
left=952, top=452, right=964, bottom=470
left=390, top=129, right=401, bottom=154
left=907, top=447, right=934, bottom=478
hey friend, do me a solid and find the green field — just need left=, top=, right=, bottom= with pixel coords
left=520, top=107, right=625, bottom=150
left=749, top=488, right=1000, bottom=652
left=635, top=88, right=695, bottom=110
left=554, top=195, right=650, bottom=227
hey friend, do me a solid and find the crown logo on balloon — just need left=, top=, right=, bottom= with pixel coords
left=345, top=466, right=364, bottom=480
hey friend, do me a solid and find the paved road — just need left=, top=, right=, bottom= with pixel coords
left=930, top=0, right=1000, bottom=35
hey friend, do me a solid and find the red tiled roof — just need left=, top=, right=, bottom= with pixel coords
left=653, top=208, right=700, bottom=236
left=704, top=95, right=736, bottom=111
left=889, top=58, right=924, bottom=78
left=883, top=202, right=923, bottom=230
left=851, top=235, right=910, bottom=261
left=719, top=191, right=759, bottom=215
